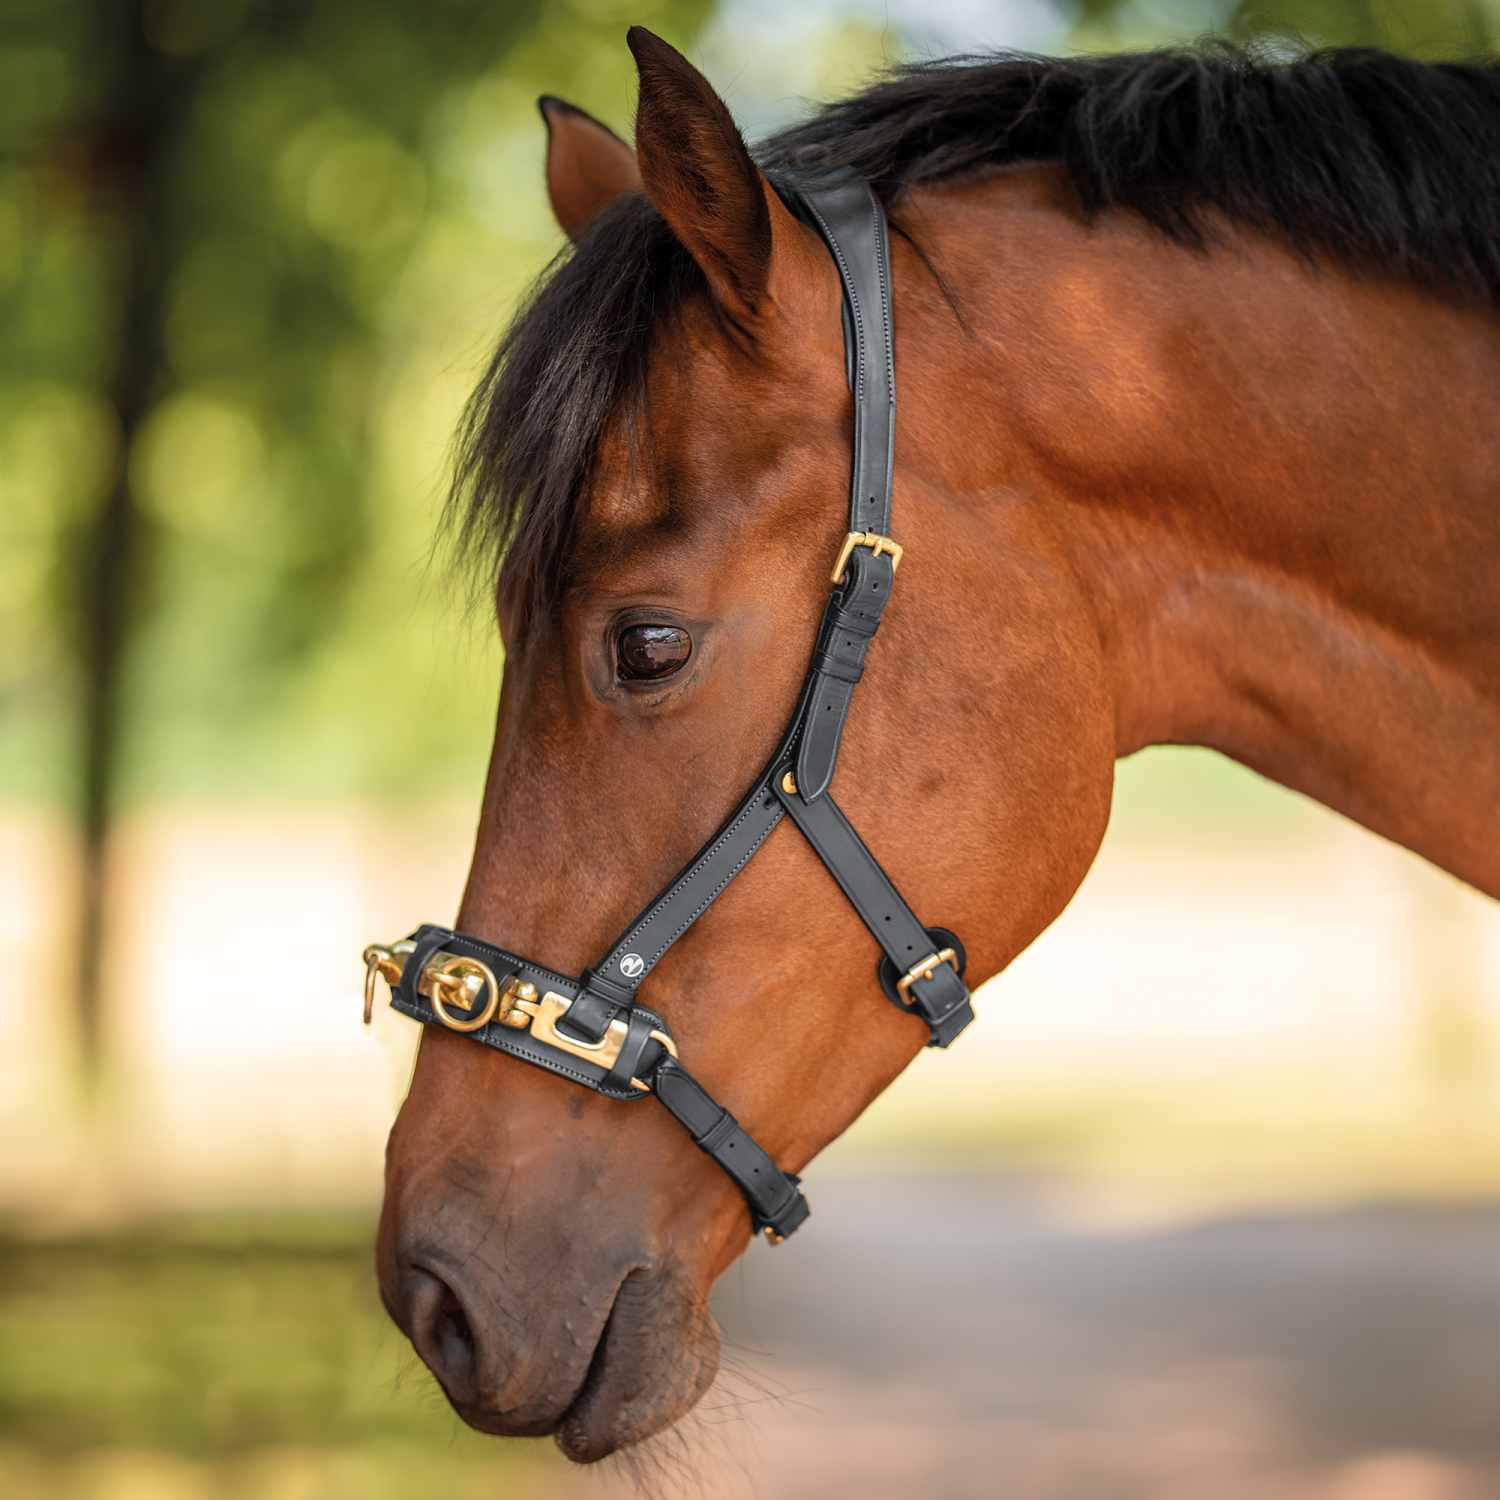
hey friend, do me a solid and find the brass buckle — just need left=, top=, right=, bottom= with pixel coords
left=831, top=531, right=903, bottom=585
left=497, top=984, right=678, bottom=1091
left=501, top=988, right=627, bottom=1065
left=896, top=948, right=959, bottom=1008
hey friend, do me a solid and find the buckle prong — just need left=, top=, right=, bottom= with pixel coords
left=831, top=531, right=903, bottom=585
left=895, top=948, right=959, bottom=1009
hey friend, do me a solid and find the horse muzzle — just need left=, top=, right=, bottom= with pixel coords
left=375, top=1028, right=730, bottom=1459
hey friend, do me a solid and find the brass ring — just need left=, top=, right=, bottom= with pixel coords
left=429, top=955, right=501, bottom=1032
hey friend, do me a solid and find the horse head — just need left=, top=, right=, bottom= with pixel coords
left=375, top=28, right=1114, bottom=1460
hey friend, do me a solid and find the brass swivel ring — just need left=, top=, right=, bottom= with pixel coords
left=428, top=955, right=502, bottom=1032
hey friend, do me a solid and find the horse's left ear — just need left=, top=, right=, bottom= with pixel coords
left=628, top=26, right=803, bottom=328
left=540, top=96, right=641, bottom=241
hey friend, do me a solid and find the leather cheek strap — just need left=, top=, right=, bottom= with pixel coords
left=651, top=1057, right=810, bottom=1239
left=778, top=785, right=975, bottom=1047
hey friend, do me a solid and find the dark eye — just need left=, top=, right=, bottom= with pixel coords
left=617, top=624, right=692, bottom=680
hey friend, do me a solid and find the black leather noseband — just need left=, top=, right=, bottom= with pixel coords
left=366, top=168, right=974, bottom=1243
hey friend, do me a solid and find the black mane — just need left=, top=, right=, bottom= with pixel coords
left=451, top=45, right=1500, bottom=620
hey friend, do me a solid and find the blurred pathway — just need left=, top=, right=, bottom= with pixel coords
left=581, top=1177, right=1500, bottom=1500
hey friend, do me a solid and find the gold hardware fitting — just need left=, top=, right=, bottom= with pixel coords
left=361, top=941, right=679, bottom=1088
left=363, top=941, right=414, bottom=1024
left=427, top=955, right=502, bottom=1032
left=491, top=985, right=678, bottom=1090
left=831, top=531, right=903, bottom=585
left=360, top=941, right=502, bottom=1033
left=896, top=948, right=959, bottom=1008
left=536, top=992, right=628, bottom=1064
left=764, top=1226, right=788, bottom=1247
left=781, top=771, right=797, bottom=795
left=496, top=975, right=538, bottom=1027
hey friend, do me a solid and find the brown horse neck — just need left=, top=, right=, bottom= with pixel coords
left=896, top=168, right=1500, bottom=896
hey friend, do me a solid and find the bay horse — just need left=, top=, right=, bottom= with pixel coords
left=373, top=29, right=1500, bottom=1463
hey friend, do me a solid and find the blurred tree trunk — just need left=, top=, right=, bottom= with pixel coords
left=73, top=4, right=199, bottom=1085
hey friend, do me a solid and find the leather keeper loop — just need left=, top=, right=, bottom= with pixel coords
left=556, top=984, right=618, bottom=1044
left=810, top=653, right=865, bottom=686
left=697, top=1112, right=738, bottom=1154
left=579, top=965, right=635, bottom=1004
left=600, top=1009, right=662, bottom=1092
left=398, top=925, right=455, bottom=1012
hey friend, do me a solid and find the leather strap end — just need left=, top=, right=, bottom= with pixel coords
left=925, top=995, right=975, bottom=1048
left=794, top=676, right=855, bottom=803
left=911, top=963, right=974, bottom=1049
left=652, top=1059, right=811, bottom=1241
left=756, top=1177, right=811, bottom=1240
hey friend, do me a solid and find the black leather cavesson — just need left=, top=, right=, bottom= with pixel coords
left=380, top=166, right=974, bottom=1244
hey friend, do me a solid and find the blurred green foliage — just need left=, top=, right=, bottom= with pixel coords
left=1071, top=0, right=1497, bottom=52
left=0, top=1220, right=575, bottom=1498
left=1, top=0, right=710, bottom=811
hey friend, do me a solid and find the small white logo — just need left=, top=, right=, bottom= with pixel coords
left=619, top=953, right=645, bottom=979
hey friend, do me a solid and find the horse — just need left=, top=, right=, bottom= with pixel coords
left=371, top=28, right=1500, bottom=1464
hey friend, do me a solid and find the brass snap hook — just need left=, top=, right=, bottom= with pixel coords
left=362, top=941, right=413, bottom=1024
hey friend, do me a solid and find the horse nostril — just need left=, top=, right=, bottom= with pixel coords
left=440, top=1285, right=472, bottom=1346
left=403, top=1265, right=481, bottom=1402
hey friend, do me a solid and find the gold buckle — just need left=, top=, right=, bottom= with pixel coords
left=505, top=988, right=628, bottom=1065
left=896, top=948, right=959, bottom=1008
left=362, top=943, right=508, bottom=1033
left=831, top=531, right=903, bottom=585
left=498, top=984, right=678, bottom=1091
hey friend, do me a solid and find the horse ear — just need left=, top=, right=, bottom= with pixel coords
left=627, top=26, right=791, bottom=327
left=540, top=96, right=641, bottom=241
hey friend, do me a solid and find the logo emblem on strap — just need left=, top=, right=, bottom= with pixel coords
left=619, top=953, right=645, bottom=979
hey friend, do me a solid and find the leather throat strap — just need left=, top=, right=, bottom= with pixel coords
left=383, top=166, right=974, bottom=1244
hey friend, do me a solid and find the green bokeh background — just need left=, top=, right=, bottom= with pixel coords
left=2, top=0, right=713, bottom=811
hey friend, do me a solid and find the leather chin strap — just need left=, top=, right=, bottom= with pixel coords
left=372, top=167, right=974, bottom=1245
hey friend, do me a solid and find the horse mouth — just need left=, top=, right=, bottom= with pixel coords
left=404, top=1257, right=721, bottom=1461
left=555, top=1270, right=669, bottom=1462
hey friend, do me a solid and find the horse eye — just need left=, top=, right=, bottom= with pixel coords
left=617, top=624, right=692, bottom=680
